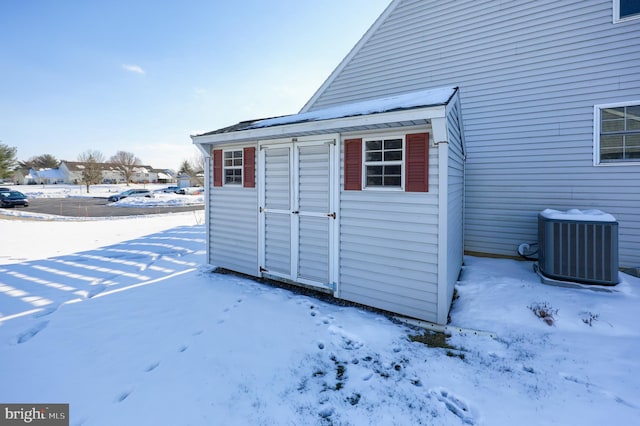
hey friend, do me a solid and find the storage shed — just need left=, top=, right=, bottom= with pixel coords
left=191, top=86, right=465, bottom=325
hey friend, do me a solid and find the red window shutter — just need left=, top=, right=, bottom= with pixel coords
left=405, top=132, right=429, bottom=192
left=344, top=138, right=362, bottom=191
left=213, top=149, right=222, bottom=187
left=243, top=147, right=256, bottom=188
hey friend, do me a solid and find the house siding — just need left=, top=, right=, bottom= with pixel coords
left=338, top=128, right=441, bottom=322
left=304, top=0, right=640, bottom=267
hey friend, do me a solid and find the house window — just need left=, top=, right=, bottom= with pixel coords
left=364, top=138, right=403, bottom=188
left=224, top=150, right=243, bottom=184
left=596, top=102, right=640, bottom=164
left=614, top=0, right=640, bottom=22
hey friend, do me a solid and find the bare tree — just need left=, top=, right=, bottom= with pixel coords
left=77, top=150, right=105, bottom=193
left=109, top=151, right=141, bottom=185
left=190, top=154, right=204, bottom=175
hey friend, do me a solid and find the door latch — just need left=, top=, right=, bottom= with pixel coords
left=326, top=212, right=336, bottom=219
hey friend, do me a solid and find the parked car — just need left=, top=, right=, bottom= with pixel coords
left=176, top=187, right=204, bottom=195
left=107, top=189, right=153, bottom=202
left=0, top=190, right=29, bottom=208
left=156, top=186, right=181, bottom=194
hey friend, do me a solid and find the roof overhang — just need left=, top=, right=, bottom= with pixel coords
left=191, top=86, right=457, bottom=146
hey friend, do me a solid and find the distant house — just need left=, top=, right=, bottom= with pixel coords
left=153, top=169, right=176, bottom=184
left=21, top=167, right=65, bottom=185
left=192, top=0, right=640, bottom=324
left=20, top=162, right=176, bottom=185
left=176, top=173, right=203, bottom=188
left=58, top=161, right=125, bottom=184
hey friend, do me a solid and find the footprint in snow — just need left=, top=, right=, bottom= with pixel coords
left=431, top=388, right=474, bottom=425
left=144, top=362, right=160, bottom=372
left=560, top=373, right=637, bottom=409
left=33, top=304, right=60, bottom=318
left=116, top=390, right=132, bottom=403
left=16, top=321, right=49, bottom=344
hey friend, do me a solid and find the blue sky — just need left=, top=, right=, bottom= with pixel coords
left=0, top=0, right=390, bottom=171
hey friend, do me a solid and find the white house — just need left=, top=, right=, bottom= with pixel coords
left=192, top=0, right=640, bottom=324
left=299, top=0, right=640, bottom=270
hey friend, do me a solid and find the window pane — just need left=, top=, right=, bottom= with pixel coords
left=366, top=140, right=382, bottom=150
left=601, top=107, right=624, bottom=134
left=366, top=176, right=382, bottom=186
left=384, top=139, right=402, bottom=150
left=620, top=0, right=640, bottom=18
left=385, top=165, right=401, bottom=175
left=626, top=106, right=640, bottom=130
left=602, top=108, right=624, bottom=120
left=234, top=158, right=243, bottom=166
left=367, top=165, right=383, bottom=175
left=384, top=151, right=402, bottom=161
left=224, top=151, right=233, bottom=159
left=366, top=152, right=382, bottom=161
left=626, top=134, right=640, bottom=159
left=602, top=118, right=625, bottom=132
left=600, top=135, right=624, bottom=160
left=384, top=176, right=402, bottom=186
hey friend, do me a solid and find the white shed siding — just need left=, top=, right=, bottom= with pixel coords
left=446, top=96, right=465, bottom=307
left=306, top=0, right=640, bottom=267
left=209, top=187, right=259, bottom=276
left=338, top=129, right=441, bottom=322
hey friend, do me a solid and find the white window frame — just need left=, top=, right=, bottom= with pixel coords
left=223, top=149, right=243, bottom=185
left=362, top=135, right=405, bottom=190
left=613, top=0, right=640, bottom=23
left=594, top=100, right=640, bottom=166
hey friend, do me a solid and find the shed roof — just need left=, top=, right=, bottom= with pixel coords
left=193, top=86, right=457, bottom=144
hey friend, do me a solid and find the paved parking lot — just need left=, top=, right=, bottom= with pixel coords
left=9, top=197, right=204, bottom=218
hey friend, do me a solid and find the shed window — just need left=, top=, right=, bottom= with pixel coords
left=364, top=138, right=403, bottom=188
left=614, top=0, right=640, bottom=21
left=224, top=150, right=243, bottom=185
left=596, top=103, right=640, bottom=164
left=344, top=132, right=429, bottom=192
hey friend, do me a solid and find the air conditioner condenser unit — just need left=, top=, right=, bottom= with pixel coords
left=538, top=209, right=619, bottom=286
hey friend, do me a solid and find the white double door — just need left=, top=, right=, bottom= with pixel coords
left=258, top=137, right=338, bottom=291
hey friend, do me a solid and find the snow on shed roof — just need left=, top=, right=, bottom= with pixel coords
left=195, top=86, right=457, bottom=137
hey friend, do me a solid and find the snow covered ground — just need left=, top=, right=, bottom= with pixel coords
left=0, top=185, right=638, bottom=425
